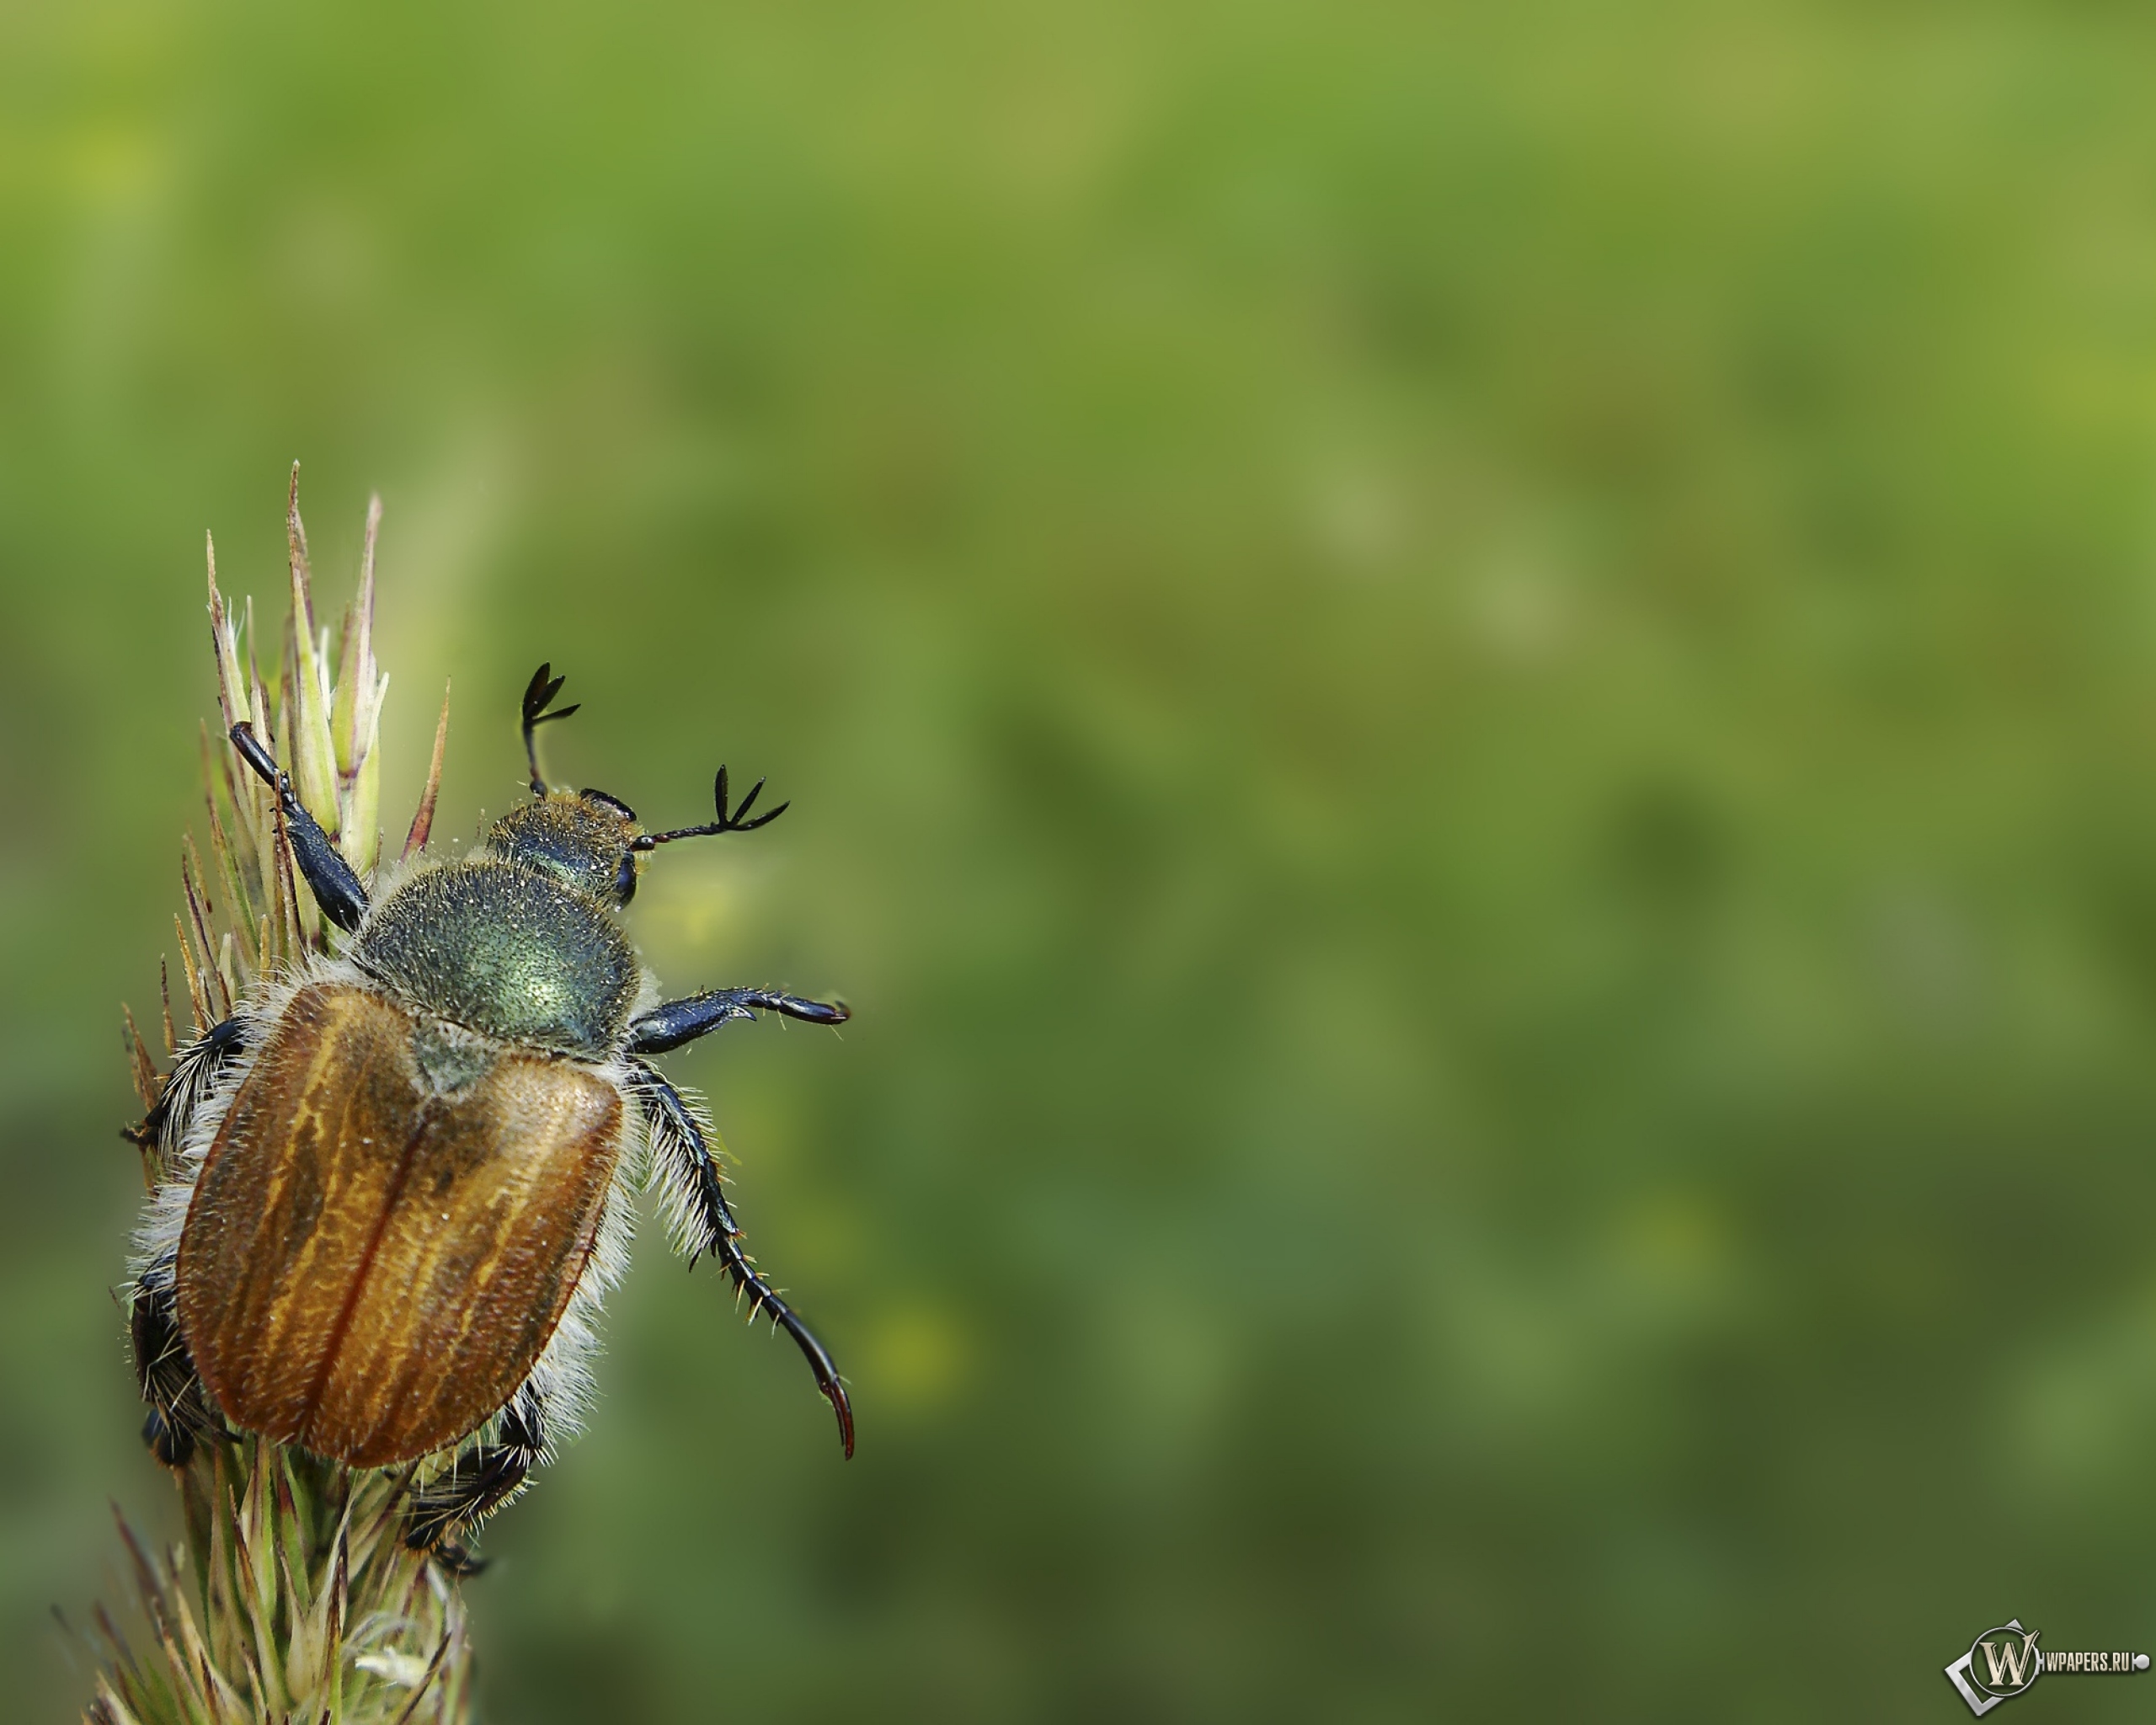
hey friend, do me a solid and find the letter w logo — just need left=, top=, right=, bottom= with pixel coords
left=1982, top=1636, right=2035, bottom=1690
left=1947, top=1621, right=2043, bottom=1716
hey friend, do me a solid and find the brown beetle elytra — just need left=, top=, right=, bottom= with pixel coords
left=179, top=982, right=624, bottom=1469
left=128, top=665, right=851, bottom=1562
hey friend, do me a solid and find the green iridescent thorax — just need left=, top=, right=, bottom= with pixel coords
left=352, top=859, right=642, bottom=1056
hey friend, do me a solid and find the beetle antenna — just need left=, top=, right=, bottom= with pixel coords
left=631, top=765, right=790, bottom=851
left=520, top=662, right=580, bottom=797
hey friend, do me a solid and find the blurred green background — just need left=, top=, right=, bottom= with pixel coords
left=8, top=0, right=2156, bottom=1717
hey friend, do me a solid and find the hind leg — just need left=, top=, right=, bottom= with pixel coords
left=129, top=1252, right=219, bottom=1466
left=403, top=1377, right=552, bottom=1567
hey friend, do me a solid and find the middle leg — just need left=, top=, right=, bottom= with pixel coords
left=125, top=1014, right=253, bottom=1467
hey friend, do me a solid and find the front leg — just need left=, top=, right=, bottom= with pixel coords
left=227, top=722, right=370, bottom=933
left=627, top=1059, right=854, bottom=1457
left=627, top=987, right=847, bottom=1055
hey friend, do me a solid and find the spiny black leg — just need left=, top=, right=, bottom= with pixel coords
left=125, top=1019, right=248, bottom=1462
left=404, top=1381, right=547, bottom=1560
left=121, top=1015, right=247, bottom=1156
left=628, top=1059, right=854, bottom=1458
left=227, top=723, right=369, bottom=933
left=520, top=662, right=579, bottom=797
left=130, top=1255, right=218, bottom=1468
left=627, top=987, right=849, bottom=1056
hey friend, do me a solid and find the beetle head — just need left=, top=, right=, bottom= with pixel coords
left=483, top=791, right=643, bottom=906
left=505, top=664, right=792, bottom=907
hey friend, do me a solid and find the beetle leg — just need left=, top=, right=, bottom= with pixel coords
left=122, top=1015, right=248, bottom=1174
left=227, top=722, right=370, bottom=933
left=129, top=1253, right=220, bottom=1468
left=124, top=1017, right=249, bottom=1466
left=626, top=986, right=848, bottom=1055
left=403, top=1380, right=548, bottom=1561
left=627, top=1058, right=854, bottom=1458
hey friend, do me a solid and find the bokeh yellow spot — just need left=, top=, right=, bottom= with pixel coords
left=865, top=1300, right=971, bottom=1415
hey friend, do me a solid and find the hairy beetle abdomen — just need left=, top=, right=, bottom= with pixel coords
left=176, top=982, right=622, bottom=1468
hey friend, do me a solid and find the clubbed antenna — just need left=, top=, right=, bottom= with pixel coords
left=632, top=765, right=790, bottom=852
left=520, top=662, right=579, bottom=797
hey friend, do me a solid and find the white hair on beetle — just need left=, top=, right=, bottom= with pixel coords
left=640, top=1070, right=728, bottom=1263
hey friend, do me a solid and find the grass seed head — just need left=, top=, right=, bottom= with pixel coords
left=94, top=476, right=472, bottom=1723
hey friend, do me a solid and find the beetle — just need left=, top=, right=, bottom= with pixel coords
left=126, top=664, right=852, bottom=1563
